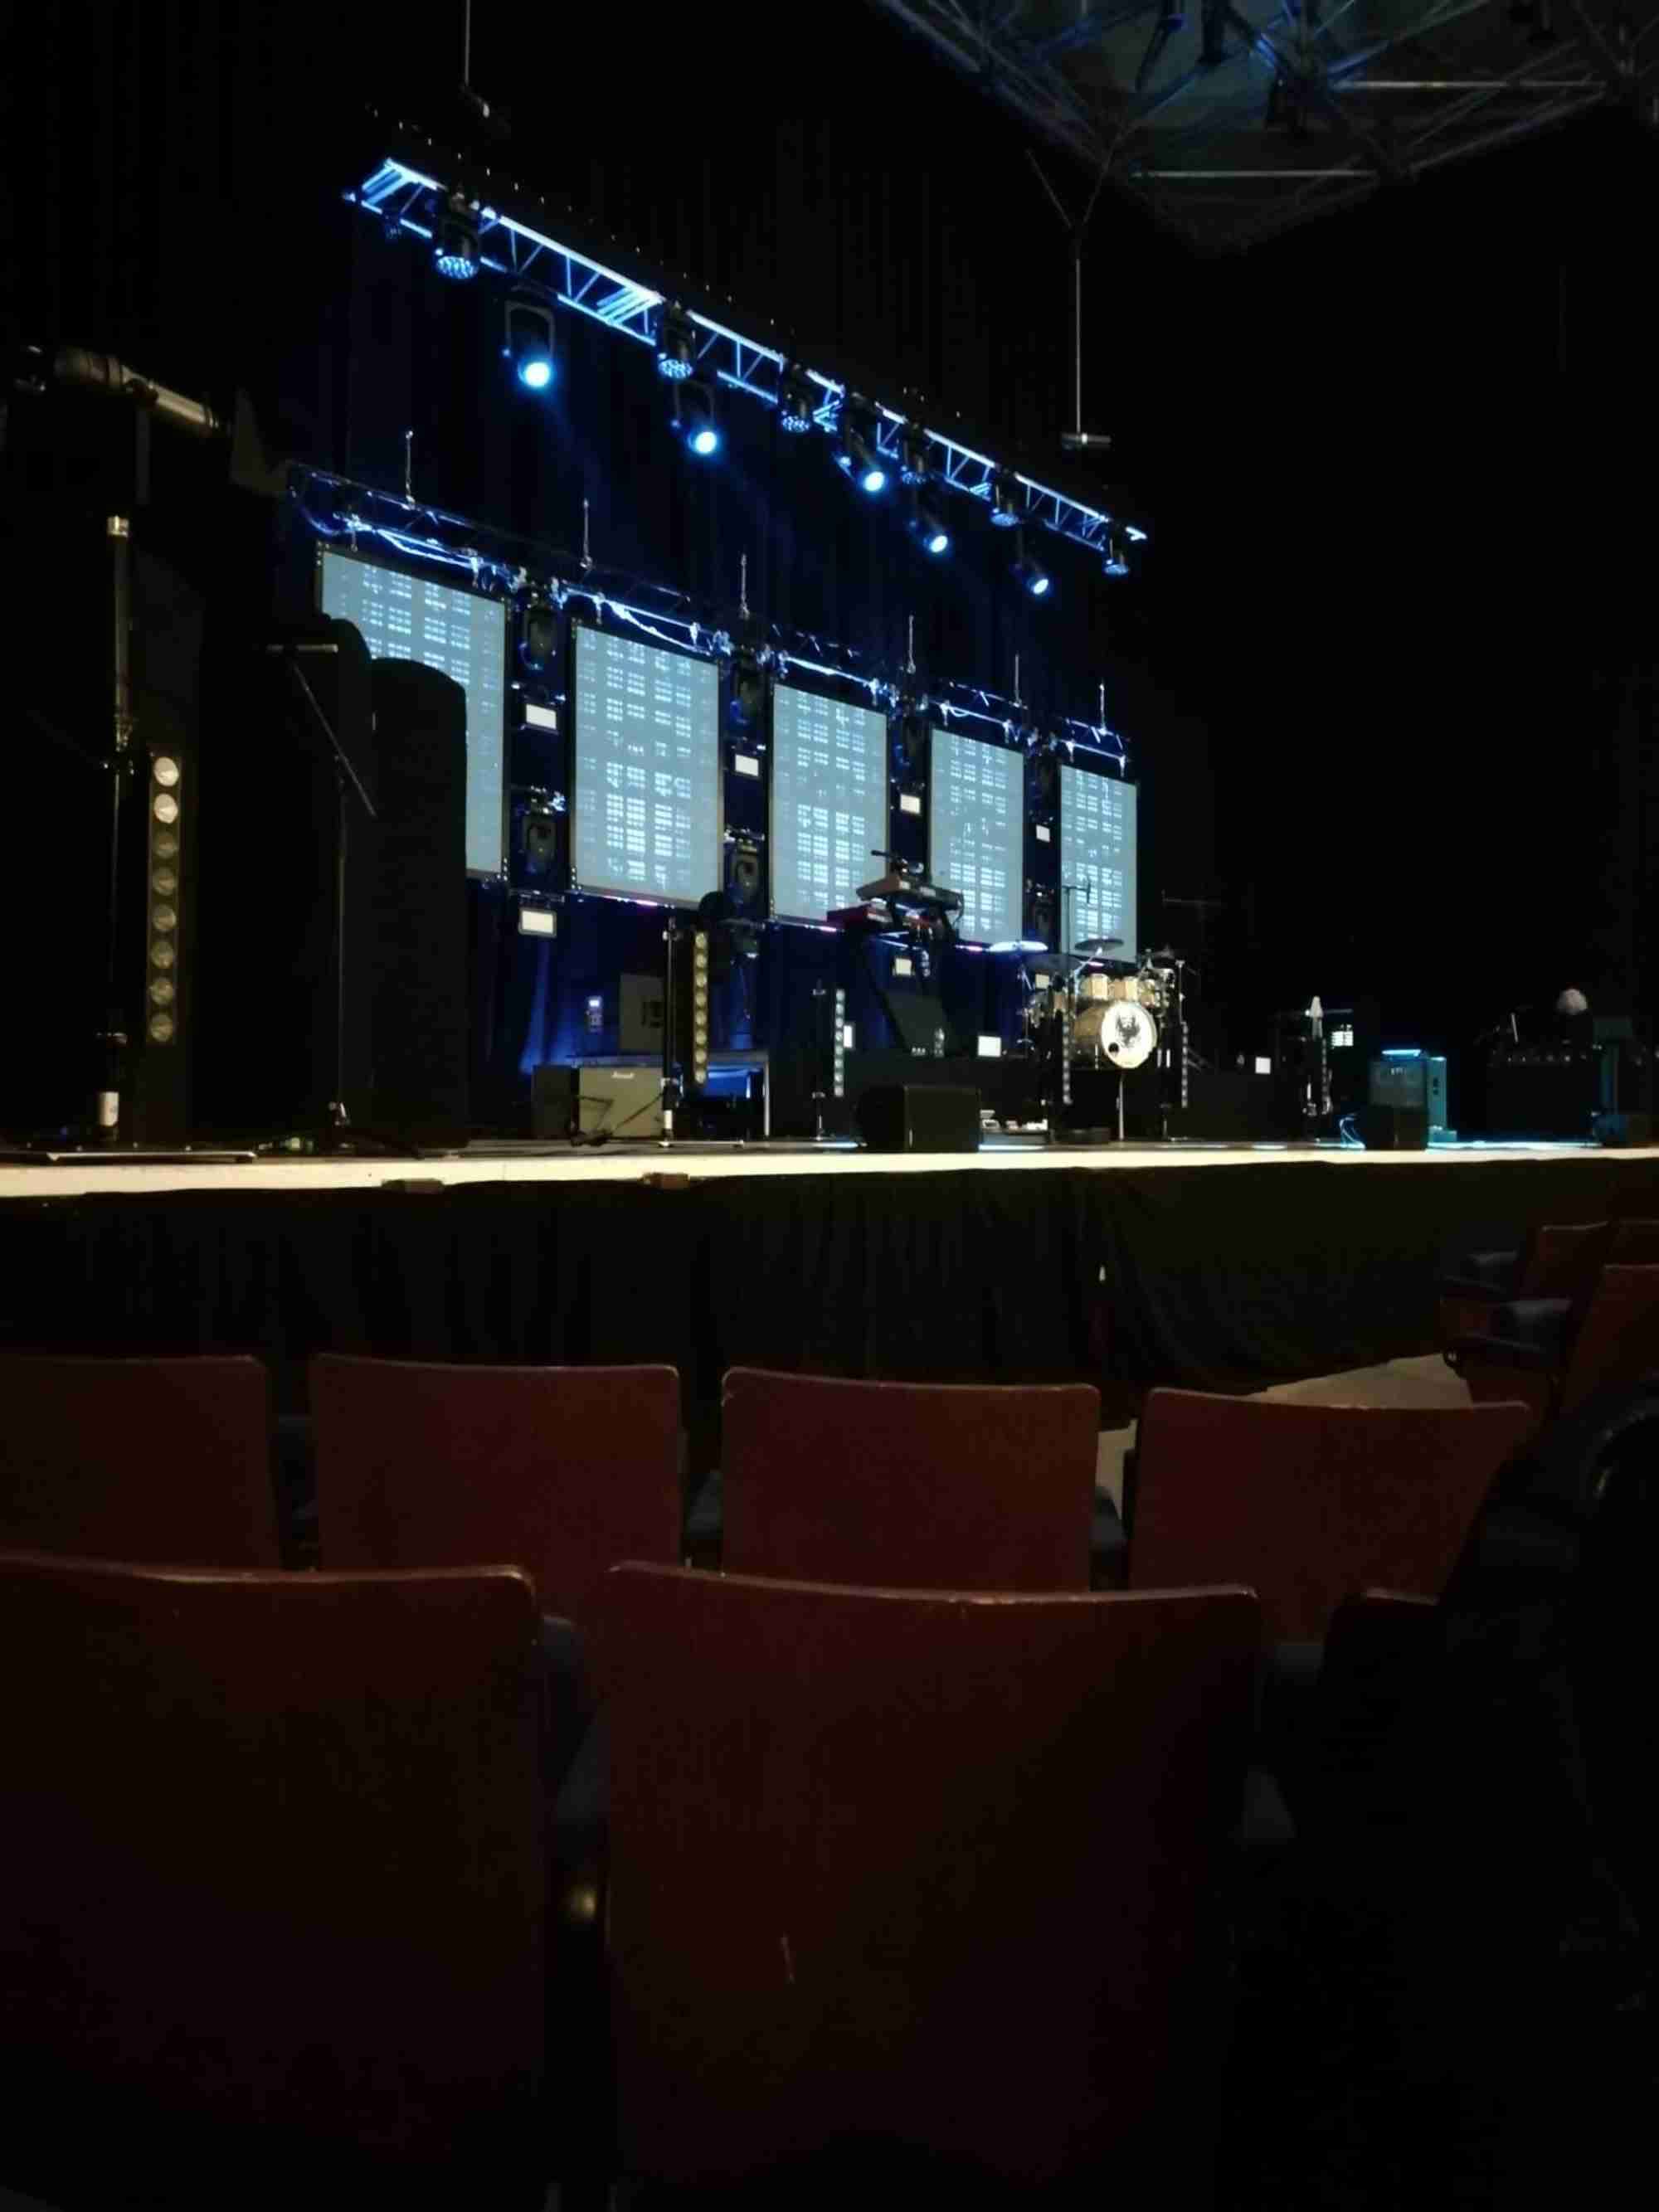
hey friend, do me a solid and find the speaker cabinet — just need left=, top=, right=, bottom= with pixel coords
left=1355, top=1103, right=1430, bottom=1150
left=194, top=616, right=376, bottom=1135
left=368, top=660, right=469, bottom=1148
left=856, top=1083, right=980, bottom=1153
left=1369, top=1053, right=1447, bottom=1129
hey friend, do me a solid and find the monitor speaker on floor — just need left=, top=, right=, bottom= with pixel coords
left=856, top=1084, right=980, bottom=1153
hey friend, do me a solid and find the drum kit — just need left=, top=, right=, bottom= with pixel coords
left=1020, top=936, right=1188, bottom=1128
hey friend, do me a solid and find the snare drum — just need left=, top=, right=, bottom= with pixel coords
left=1073, top=1001, right=1160, bottom=1071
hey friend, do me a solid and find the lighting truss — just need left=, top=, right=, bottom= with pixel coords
left=351, top=134, right=1141, bottom=557
left=869, top=0, right=1656, bottom=255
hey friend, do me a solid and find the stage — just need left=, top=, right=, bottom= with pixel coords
left=5, top=1138, right=1659, bottom=1444
left=2, top=1133, right=1651, bottom=1198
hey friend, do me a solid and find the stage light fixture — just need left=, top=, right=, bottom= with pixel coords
left=837, top=400, right=888, bottom=495
left=907, top=498, right=950, bottom=557
left=989, top=470, right=1021, bottom=527
left=1101, top=526, right=1131, bottom=578
left=898, top=425, right=932, bottom=486
left=778, top=363, right=815, bottom=434
left=1011, top=533, right=1050, bottom=598
left=504, top=296, right=555, bottom=390
left=674, top=378, right=720, bottom=457
left=655, top=303, right=698, bottom=382
left=434, top=197, right=480, bottom=280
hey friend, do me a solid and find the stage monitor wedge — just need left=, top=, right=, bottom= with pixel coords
left=317, top=547, right=507, bottom=877
left=770, top=683, right=889, bottom=922
left=1058, top=763, right=1137, bottom=963
left=927, top=727, right=1024, bottom=946
left=570, top=623, right=722, bottom=906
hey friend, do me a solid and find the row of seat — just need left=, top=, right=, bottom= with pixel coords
left=1440, top=1221, right=1659, bottom=1425
left=0, top=1549, right=1262, bottom=2203
left=0, top=1354, right=1548, bottom=2200
left=0, top=1353, right=1534, bottom=1641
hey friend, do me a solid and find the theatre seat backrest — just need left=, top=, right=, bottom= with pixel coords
left=0, top=1553, right=545, bottom=2200
left=1129, top=1391, right=1535, bottom=1641
left=0, top=1353, right=279, bottom=1567
left=599, top=1563, right=1258, bottom=2190
left=719, top=1367, right=1099, bottom=1591
left=312, top=1354, right=682, bottom=1625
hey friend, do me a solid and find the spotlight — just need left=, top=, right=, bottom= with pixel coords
left=674, top=378, right=720, bottom=457
left=1101, top=526, right=1131, bottom=578
left=907, top=498, right=950, bottom=557
left=778, top=362, right=816, bottom=434
left=898, top=425, right=932, bottom=486
left=504, top=296, right=555, bottom=391
left=989, top=470, right=1022, bottom=527
left=656, top=302, right=697, bottom=382
left=836, top=400, right=888, bottom=494
left=1011, top=532, right=1050, bottom=598
left=433, top=196, right=480, bottom=281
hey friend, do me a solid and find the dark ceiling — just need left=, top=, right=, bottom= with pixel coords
left=869, top=0, right=1659, bottom=250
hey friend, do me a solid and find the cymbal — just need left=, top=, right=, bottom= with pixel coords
left=1075, top=936, right=1123, bottom=954
left=1146, top=947, right=1182, bottom=962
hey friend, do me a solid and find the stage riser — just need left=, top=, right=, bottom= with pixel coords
left=5, top=1158, right=1659, bottom=1429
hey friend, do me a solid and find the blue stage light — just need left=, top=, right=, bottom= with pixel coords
left=989, top=470, right=1022, bottom=527
left=434, top=197, right=480, bottom=280
left=656, top=303, right=697, bottom=382
left=908, top=502, right=950, bottom=556
left=675, top=377, right=720, bottom=456
left=778, top=364, right=815, bottom=433
left=926, top=525, right=949, bottom=554
left=505, top=296, right=556, bottom=391
left=837, top=400, right=889, bottom=498
left=1011, top=532, right=1050, bottom=598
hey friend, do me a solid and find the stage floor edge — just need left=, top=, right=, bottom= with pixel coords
left=0, top=1134, right=1645, bottom=1198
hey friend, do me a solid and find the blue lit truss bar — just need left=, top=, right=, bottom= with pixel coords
left=351, top=140, right=1145, bottom=561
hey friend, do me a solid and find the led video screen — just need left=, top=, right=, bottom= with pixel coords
left=927, top=727, right=1024, bottom=946
left=769, top=683, right=890, bottom=922
left=1058, top=763, right=1137, bottom=962
left=570, top=624, right=722, bottom=904
left=319, top=547, right=507, bottom=876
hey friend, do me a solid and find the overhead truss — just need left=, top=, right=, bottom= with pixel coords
left=352, top=134, right=1145, bottom=557
left=870, top=0, right=1658, bottom=251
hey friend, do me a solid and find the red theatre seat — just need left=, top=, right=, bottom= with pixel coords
left=0, top=1554, right=547, bottom=2209
left=0, top=1353, right=280, bottom=1568
left=599, top=1563, right=1259, bottom=2194
left=309, top=1355, right=682, bottom=1624
left=719, top=1365, right=1102, bottom=1591
left=1127, top=1390, right=1534, bottom=1642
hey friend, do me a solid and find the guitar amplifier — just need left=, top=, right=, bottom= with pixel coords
left=532, top=1063, right=664, bottom=1140
left=1369, top=1053, right=1447, bottom=1130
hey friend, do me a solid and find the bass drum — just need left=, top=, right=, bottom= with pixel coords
left=1074, top=1000, right=1160, bottom=1071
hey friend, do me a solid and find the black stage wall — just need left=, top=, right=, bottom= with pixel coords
left=6, top=4, right=1655, bottom=1088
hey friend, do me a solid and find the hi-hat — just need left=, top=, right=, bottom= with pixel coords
left=1075, top=936, right=1123, bottom=954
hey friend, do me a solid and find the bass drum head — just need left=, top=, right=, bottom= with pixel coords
left=1075, top=1001, right=1160, bottom=1070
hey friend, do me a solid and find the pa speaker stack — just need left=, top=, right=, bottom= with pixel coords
left=193, top=620, right=469, bottom=1148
